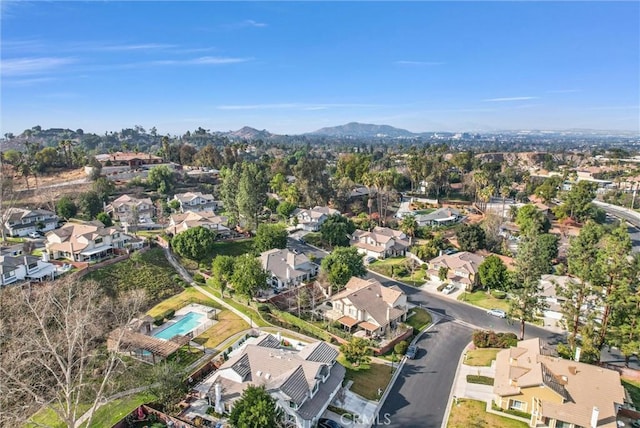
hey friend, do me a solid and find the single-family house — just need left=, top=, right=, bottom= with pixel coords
left=105, top=194, right=155, bottom=224
left=539, top=275, right=575, bottom=321
left=414, top=207, right=463, bottom=227
left=95, top=152, right=164, bottom=168
left=259, top=248, right=319, bottom=290
left=204, top=333, right=345, bottom=428
left=165, top=211, right=230, bottom=237
left=494, top=338, right=625, bottom=428
left=3, top=207, right=58, bottom=237
left=172, top=192, right=220, bottom=213
left=294, top=206, right=340, bottom=232
left=45, top=220, right=133, bottom=262
left=428, top=251, right=485, bottom=290
left=350, top=226, right=410, bottom=260
left=327, top=277, right=408, bottom=337
left=0, top=253, right=56, bottom=286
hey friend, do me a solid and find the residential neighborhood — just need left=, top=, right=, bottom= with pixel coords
left=1, top=2, right=638, bottom=427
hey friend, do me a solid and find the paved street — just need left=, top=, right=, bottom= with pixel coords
left=286, top=238, right=567, bottom=428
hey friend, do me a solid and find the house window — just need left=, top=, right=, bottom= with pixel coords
left=509, top=400, right=525, bottom=411
left=349, top=307, right=357, bottom=317
left=28, top=263, right=37, bottom=270
left=95, top=238, right=103, bottom=245
left=555, top=422, right=572, bottom=428
left=288, top=401, right=297, bottom=409
left=3, top=271, right=15, bottom=279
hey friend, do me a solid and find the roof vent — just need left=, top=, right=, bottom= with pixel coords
left=256, top=370, right=262, bottom=377
left=561, top=375, right=568, bottom=382
left=265, top=373, right=271, bottom=379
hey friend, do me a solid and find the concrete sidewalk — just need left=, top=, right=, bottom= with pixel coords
left=450, top=359, right=496, bottom=402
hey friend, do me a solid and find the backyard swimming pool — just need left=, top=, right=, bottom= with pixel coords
left=153, top=312, right=205, bottom=340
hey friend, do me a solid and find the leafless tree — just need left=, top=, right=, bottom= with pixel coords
left=0, top=277, right=147, bottom=427
left=0, top=159, right=18, bottom=243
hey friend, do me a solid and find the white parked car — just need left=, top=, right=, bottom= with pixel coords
left=28, top=231, right=40, bottom=239
left=487, top=308, right=507, bottom=318
left=442, top=283, right=456, bottom=294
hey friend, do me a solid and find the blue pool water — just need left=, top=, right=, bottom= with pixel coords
left=153, top=312, right=204, bottom=340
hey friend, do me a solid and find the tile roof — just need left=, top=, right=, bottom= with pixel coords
left=259, top=248, right=317, bottom=282
left=331, top=277, right=406, bottom=327
left=429, top=251, right=485, bottom=276
left=494, top=338, right=625, bottom=428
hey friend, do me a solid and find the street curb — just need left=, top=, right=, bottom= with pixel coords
left=371, top=317, right=440, bottom=427
left=440, top=341, right=473, bottom=428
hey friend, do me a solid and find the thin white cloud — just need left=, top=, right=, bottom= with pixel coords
left=99, top=43, right=178, bottom=51
left=483, top=96, right=540, bottom=102
left=152, top=56, right=253, bottom=66
left=216, top=103, right=385, bottom=111
left=1, top=57, right=75, bottom=76
left=395, top=60, right=445, bottom=66
left=1, top=76, right=57, bottom=86
left=244, top=19, right=267, bottom=28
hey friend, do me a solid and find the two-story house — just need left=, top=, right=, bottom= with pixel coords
left=0, top=253, right=56, bottom=286
left=105, top=194, right=155, bottom=225
left=172, top=192, right=220, bottom=213
left=165, top=211, right=230, bottom=237
left=3, top=208, right=59, bottom=237
left=494, top=338, right=624, bottom=428
left=45, top=220, right=133, bottom=262
left=259, top=248, right=319, bottom=290
left=327, top=277, right=408, bottom=337
left=204, top=333, right=345, bottom=428
left=350, top=226, right=410, bottom=260
left=294, top=206, right=340, bottom=232
left=428, top=251, right=485, bottom=291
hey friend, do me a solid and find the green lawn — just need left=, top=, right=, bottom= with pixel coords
left=447, top=399, right=529, bottom=428
left=202, top=283, right=270, bottom=327
left=368, top=257, right=426, bottom=286
left=458, top=290, right=511, bottom=312
left=147, top=287, right=220, bottom=318
left=465, top=348, right=500, bottom=367
left=622, top=379, right=640, bottom=406
left=405, top=308, right=432, bottom=332
left=84, top=248, right=182, bottom=302
left=211, top=239, right=255, bottom=257
left=26, top=392, right=156, bottom=428
left=81, top=392, right=156, bottom=428
left=192, top=310, right=250, bottom=349
left=338, top=355, right=393, bottom=401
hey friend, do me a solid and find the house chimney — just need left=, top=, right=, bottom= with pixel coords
left=69, top=242, right=76, bottom=262
left=574, top=347, right=581, bottom=362
left=590, top=407, right=599, bottom=428
left=42, top=251, right=49, bottom=262
left=439, top=249, right=443, bottom=257
left=276, top=332, right=281, bottom=342
left=386, top=306, right=390, bottom=323
left=214, top=382, right=224, bottom=414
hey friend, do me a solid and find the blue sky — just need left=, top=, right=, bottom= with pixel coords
left=2, top=1, right=639, bottom=135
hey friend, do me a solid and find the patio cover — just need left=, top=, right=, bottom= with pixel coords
left=337, top=316, right=359, bottom=328
left=80, top=244, right=113, bottom=256
left=109, top=328, right=181, bottom=358
left=25, top=264, right=56, bottom=279
left=359, top=321, right=380, bottom=331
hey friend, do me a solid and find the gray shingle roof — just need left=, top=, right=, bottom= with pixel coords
left=230, top=353, right=251, bottom=380
left=297, top=341, right=339, bottom=364
left=256, top=334, right=281, bottom=349
left=278, top=366, right=310, bottom=405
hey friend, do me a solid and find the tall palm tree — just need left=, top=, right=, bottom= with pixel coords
left=500, top=185, right=511, bottom=222
left=400, top=215, right=418, bottom=244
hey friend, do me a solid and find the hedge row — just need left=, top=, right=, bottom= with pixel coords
left=472, top=330, right=517, bottom=349
left=467, top=375, right=494, bottom=386
left=153, top=309, right=176, bottom=326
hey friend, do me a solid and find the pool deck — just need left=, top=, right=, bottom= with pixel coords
left=151, top=303, right=219, bottom=339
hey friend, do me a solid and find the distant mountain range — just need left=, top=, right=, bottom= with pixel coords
left=307, top=122, right=420, bottom=138
left=225, top=126, right=274, bottom=140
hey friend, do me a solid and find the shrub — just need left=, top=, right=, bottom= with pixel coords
left=491, top=290, right=507, bottom=299
left=467, top=375, right=494, bottom=385
left=193, top=273, right=205, bottom=284
left=153, top=316, right=165, bottom=326
left=394, top=340, right=409, bottom=355
left=472, top=330, right=517, bottom=348
left=491, top=402, right=532, bottom=419
left=257, top=304, right=271, bottom=313
left=437, top=283, right=448, bottom=292
left=165, top=309, right=175, bottom=319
